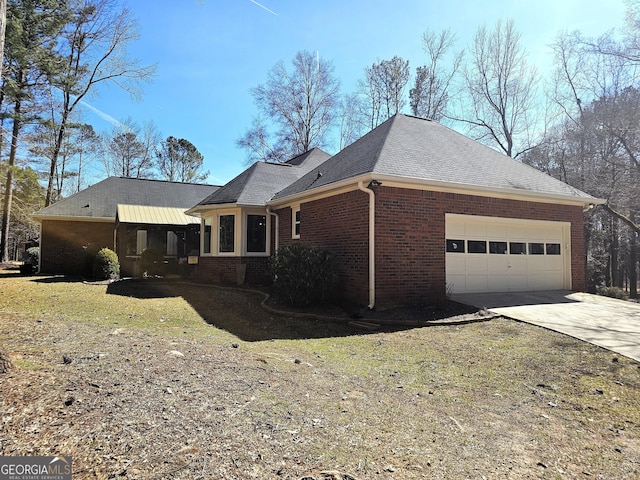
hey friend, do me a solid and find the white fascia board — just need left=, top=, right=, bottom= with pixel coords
left=186, top=203, right=237, bottom=216
left=375, top=174, right=606, bottom=207
left=267, top=173, right=605, bottom=209
left=187, top=203, right=266, bottom=216
left=32, top=215, right=114, bottom=223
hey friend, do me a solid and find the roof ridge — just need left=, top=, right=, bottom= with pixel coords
left=115, top=176, right=217, bottom=187
left=374, top=115, right=404, bottom=168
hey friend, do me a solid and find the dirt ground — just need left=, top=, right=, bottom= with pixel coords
left=1, top=272, right=640, bottom=479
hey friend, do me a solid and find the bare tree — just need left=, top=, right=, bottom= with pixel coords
left=457, top=19, right=538, bottom=158
left=44, top=0, right=155, bottom=206
left=359, top=56, right=410, bottom=129
left=237, top=50, right=340, bottom=163
left=155, top=136, right=208, bottom=183
left=101, top=118, right=155, bottom=178
left=410, top=29, right=463, bottom=121
left=358, top=63, right=383, bottom=130
left=337, top=92, right=364, bottom=150
left=531, top=24, right=640, bottom=296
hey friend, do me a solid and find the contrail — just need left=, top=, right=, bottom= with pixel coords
left=80, top=100, right=127, bottom=130
left=250, top=0, right=277, bottom=16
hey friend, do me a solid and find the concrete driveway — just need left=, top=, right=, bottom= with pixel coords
left=452, top=290, right=640, bottom=363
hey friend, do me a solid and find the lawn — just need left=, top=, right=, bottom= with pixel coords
left=1, top=269, right=639, bottom=479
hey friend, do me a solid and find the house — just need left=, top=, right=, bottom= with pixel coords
left=186, top=148, right=330, bottom=284
left=33, top=114, right=604, bottom=309
left=190, top=114, right=604, bottom=308
left=32, top=177, right=219, bottom=276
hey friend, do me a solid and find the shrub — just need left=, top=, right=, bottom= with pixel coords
left=596, top=285, right=628, bottom=300
left=140, top=247, right=164, bottom=276
left=92, top=248, right=120, bottom=280
left=269, top=244, right=336, bottom=307
left=23, top=246, right=39, bottom=266
left=20, top=247, right=39, bottom=274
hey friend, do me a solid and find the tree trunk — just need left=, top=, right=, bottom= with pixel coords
left=0, top=93, right=22, bottom=262
left=611, top=219, right=620, bottom=287
left=45, top=107, right=69, bottom=206
left=630, top=213, right=638, bottom=299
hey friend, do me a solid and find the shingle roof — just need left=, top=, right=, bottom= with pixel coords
left=273, top=114, right=598, bottom=202
left=193, top=148, right=330, bottom=207
left=33, top=177, right=219, bottom=220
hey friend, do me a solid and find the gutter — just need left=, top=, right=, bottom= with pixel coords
left=268, top=173, right=605, bottom=209
left=357, top=181, right=376, bottom=310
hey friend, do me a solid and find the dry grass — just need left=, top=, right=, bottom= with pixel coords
left=1, top=270, right=640, bottom=479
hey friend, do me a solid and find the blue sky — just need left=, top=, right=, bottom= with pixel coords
left=83, top=0, right=628, bottom=186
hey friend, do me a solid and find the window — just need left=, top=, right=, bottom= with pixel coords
left=468, top=240, right=487, bottom=253
left=509, top=242, right=526, bottom=255
left=247, top=214, right=266, bottom=253
left=136, top=230, right=147, bottom=255
left=489, top=241, right=508, bottom=254
left=219, top=214, right=235, bottom=253
left=446, top=239, right=465, bottom=253
left=292, top=206, right=301, bottom=238
left=546, top=243, right=561, bottom=255
left=167, top=231, right=178, bottom=256
left=203, top=217, right=212, bottom=254
left=529, top=242, right=545, bottom=255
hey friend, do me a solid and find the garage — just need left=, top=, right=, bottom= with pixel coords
left=445, top=214, right=571, bottom=294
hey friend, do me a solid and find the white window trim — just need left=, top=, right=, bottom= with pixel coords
left=217, top=212, right=238, bottom=256
left=243, top=210, right=271, bottom=257
left=292, top=204, right=301, bottom=239
left=201, top=217, right=213, bottom=256
left=200, top=207, right=272, bottom=257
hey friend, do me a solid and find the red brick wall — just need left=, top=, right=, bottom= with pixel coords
left=197, top=256, right=269, bottom=285
left=275, top=186, right=586, bottom=308
left=275, top=190, right=371, bottom=304
left=40, top=220, right=115, bottom=275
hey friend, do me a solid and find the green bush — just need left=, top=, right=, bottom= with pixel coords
left=92, top=248, right=120, bottom=280
left=140, top=247, right=165, bottom=276
left=596, top=285, right=628, bottom=300
left=269, top=244, right=336, bottom=307
left=23, top=246, right=39, bottom=265
left=20, top=247, right=39, bottom=274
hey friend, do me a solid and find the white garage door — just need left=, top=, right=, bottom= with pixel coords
left=446, top=214, right=571, bottom=294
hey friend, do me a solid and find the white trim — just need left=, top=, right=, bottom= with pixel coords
left=268, top=173, right=604, bottom=209
left=291, top=204, right=301, bottom=239
left=217, top=211, right=238, bottom=256
left=242, top=210, right=271, bottom=257
left=34, top=215, right=114, bottom=223
left=198, top=206, right=271, bottom=257
left=201, top=216, right=213, bottom=256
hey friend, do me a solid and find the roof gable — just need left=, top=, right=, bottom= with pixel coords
left=33, top=177, right=219, bottom=220
left=273, top=115, right=596, bottom=202
left=194, top=148, right=331, bottom=207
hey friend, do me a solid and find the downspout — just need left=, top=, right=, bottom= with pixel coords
left=357, top=181, right=376, bottom=309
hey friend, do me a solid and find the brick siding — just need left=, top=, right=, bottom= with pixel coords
left=197, top=256, right=270, bottom=286
left=275, top=190, right=370, bottom=304
left=40, top=220, right=115, bottom=276
left=275, top=186, right=586, bottom=309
